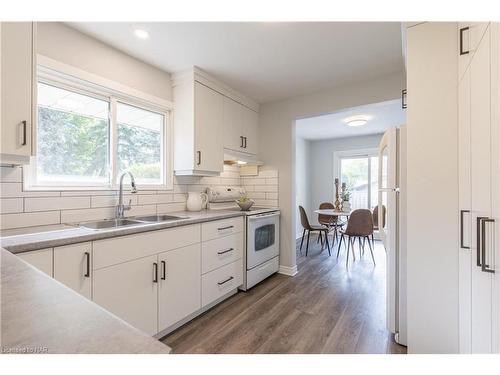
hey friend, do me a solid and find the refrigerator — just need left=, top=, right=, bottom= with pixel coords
left=378, top=126, right=407, bottom=346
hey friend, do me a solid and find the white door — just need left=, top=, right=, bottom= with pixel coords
left=18, top=248, right=53, bottom=277
left=93, top=255, right=158, bottom=335
left=1, top=22, right=33, bottom=157
left=242, top=106, right=259, bottom=155
left=158, top=244, right=201, bottom=332
left=378, top=127, right=398, bottom=335
left=53, top=242, right=92, bottom=299
left=194, top=81, right=223, bottom=174
left=222, top=96, right=243, bottom=152
left=470, top=24, right=493, bottom=353
left=458, top=62, right=473, bottom=353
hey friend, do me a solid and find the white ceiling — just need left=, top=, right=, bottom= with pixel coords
left=295, top=99, right=405, bottom=140
left=67, top=22, right=404, bottom=103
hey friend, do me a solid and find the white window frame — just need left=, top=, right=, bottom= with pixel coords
left=24, top=57, right=174, bottom=191
left=333, top=147, right=378, bottom=209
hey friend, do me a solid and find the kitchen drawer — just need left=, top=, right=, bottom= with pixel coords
left=202, top=232, right=243, bottom=274
left=202, top=258, right=243, bottom=307
left=201, top=217, right=244, bottom=241
left=246, top=256, right=279, bottom=289
left=93, top=224, right=201, bottom=269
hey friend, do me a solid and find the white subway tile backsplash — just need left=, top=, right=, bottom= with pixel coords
left=125, top=205, right=157, bottom=217
left=0, top=183, right=60, bottom=198
left=1, top=211, right=60, bottom=230
left=266, top=178, right=278, bottom=185
left=0, top=198, right=24, bottom=214
left=157, top=202, right=186, bottom=213
left=61, top=207, right=114, bottom=223
left=137, top=194, right=173, bottom=205
left=25, top=196, right=91, bottom=212
left=0, top=167, right=23, bottom=183
left=91, top=194, right=138, bottom=208
left=266, top=192, right=278, bottom=200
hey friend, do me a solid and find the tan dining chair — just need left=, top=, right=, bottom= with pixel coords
left=337, top=209, right=375, bottom=266
left=372, top=205, right=386, bottom=247
left=299, top=206, right=331, bottom=256
left=317, top=202, right=344, bottom=243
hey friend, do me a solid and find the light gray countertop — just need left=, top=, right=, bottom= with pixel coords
left=1, top=209, right=245, bottom=254
left=0, top=248, right=171, bottom=354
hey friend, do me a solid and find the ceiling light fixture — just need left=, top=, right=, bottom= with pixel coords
left=344, top=116, right=369, bottom=127
left=134, top=29, right=149, bottom=39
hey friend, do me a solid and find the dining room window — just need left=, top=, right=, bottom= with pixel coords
left=335, top=149, right=379, bottom=210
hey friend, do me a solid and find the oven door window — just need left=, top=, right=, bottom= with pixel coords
left=255, top=224, right=275, bottom=251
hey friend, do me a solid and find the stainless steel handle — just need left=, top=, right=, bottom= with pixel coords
left=217, top=248, right=234, bottom=255
left=218, top=276, right=234, bottom=286
left=21, top=120, right=27, bottom=146
left=218, top=225, right=234, bottom=231
left=477, top=217, right=488, bottom=267
left=197, top=151, right=201, bottom=166
left=460, top=27, right=470, bottom=55
left=153, top=262, right=158, bottom=283
left=481, top=218, right=495, bottom=273
left=460, top=210, right=470, bottom=249
left=248, top=212, right=281, bottom=220
left=161, top=260, right=166, bottom=280
left=84, top=252, right=90, bottom=278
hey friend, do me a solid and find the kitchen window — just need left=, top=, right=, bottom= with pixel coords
left=25, top=69, right=172, bottom=190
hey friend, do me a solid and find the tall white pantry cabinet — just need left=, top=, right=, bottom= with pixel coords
left=458, top=22, right=500, bottom=353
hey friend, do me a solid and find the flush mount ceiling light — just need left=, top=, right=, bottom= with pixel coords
left=134, top=29, right=149, bottom=39
left=344, top=116, right=369, bottom=127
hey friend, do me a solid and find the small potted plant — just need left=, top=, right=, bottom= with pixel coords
left=236, top=194, right=255, bottom=211
left=341, top=190, right=351, bottom=212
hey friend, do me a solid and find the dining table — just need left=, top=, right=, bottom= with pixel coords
left=313, top=209, right=351, bottom=244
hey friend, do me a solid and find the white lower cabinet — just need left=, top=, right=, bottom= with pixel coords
left=202, top=259, right=243, bottom=307
left=18, top=248, right=53, bottom=276
left=53, top=242, right=92, bottom=299
left=158, top=244, right=201, bottom=332
left=93, top=255, right=159, bottom=336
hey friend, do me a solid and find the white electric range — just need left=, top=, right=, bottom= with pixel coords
left=206, top=187, right=280, bottom=290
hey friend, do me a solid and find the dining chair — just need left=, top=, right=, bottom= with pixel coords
left=317, top=202, right=344, bottom=243
left=337, top=209, right=375, bottom=265
left=298, top=206, right=331, bottom=256
left=372, top=205, right=386, bottom=248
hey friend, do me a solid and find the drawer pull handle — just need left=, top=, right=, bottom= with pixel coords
left=218, top=276, right=234, bottom=286
left=21, top=120, right=27, bottom=146
left=217, top=248, right=234, bottom=255
left=161, top=260, right=166, bottom=280
left=218, top=225, right=234, bottom=231
left=84, top=252, right=90, bottom=278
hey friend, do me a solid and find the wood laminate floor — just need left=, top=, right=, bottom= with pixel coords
left=162, top=234, right=407, bottom=354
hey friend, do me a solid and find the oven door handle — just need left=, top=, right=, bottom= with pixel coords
left=248, top=212, right=280, bottom=220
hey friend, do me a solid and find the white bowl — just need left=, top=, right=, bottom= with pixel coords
left=235, top=199, right=255, bottom=211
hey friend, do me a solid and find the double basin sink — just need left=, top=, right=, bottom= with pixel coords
left=79, top=215, right=189, bottom=230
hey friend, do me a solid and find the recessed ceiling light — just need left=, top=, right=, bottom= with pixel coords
left=344, top=116, right=369, bottom=127
left=134, top=29, right=149, bottom=39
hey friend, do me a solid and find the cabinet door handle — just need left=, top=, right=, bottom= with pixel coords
left=153, top=262, right=158, bottom=283
left=460, top=210, right=470, bottom=249
left=460, top=26, right=470, bottom=55
left=84, top=252, right=90, bottom=278
left=401, top=89, right=407, bottom=109
left=244, top=137, right=247, bottom=148
left=161, top=260, right=166, bottom=280
left=476, top=217, right=488, bottom=267
left=481, top=218, right=495, bottom=273
left=21, top=120, right=27, bottom=146
left=218, top=276, right=234, bottom=286
left=218, top=225, right=234, bottom=231
left=217, top=248, right=234, bottom=255
left=240, top=136, right=244, bottom=148
left=197, top=151, right=202, bottom=166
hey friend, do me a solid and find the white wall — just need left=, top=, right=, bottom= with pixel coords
left=259, top=72, right=404, bottom=273
left=406, top=22, right=458, bottom=353
left=295, top=137, right=311, bottom=238
left=37, top=22, right=172, bottom=101
left=309, top=133, right=383, bottom=221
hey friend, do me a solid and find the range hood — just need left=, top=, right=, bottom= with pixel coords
left=223, top=149, right=263, bottom=166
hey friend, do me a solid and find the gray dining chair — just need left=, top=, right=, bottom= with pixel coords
left=337, top=209, right=375, bottom=265
left=299, top=206, right=331, bottom=256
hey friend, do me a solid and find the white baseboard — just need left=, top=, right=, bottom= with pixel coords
left=278, top=264, right=298, bottom=276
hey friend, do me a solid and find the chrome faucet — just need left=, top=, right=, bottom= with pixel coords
left=116, top=172, right=138, bottom=219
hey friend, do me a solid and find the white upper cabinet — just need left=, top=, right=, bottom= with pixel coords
left=0, top=22, right=34, bottom=165
left=173, top=67, right=259, bottom=175
left=194, top=82, right=224, bottom=174
left=458, top=22, right=490, bottom=79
